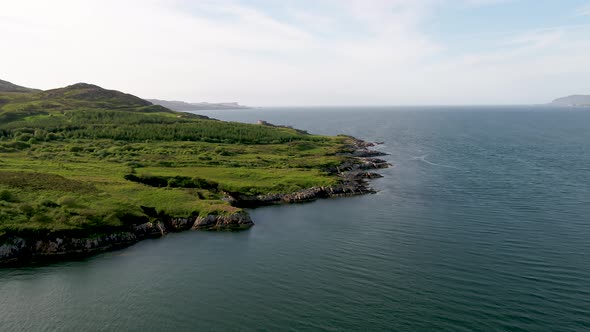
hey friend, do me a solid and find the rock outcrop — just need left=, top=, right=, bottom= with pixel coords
left=192, top=211, right=253, bottom=230
left=0, top=211, right=253, bottom=265
left=0, top=233, right=137, bottom=265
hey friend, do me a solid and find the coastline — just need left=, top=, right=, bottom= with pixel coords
left=0, top=137, right=389, bottom=266
left=225, top=137, right=390, bottom=207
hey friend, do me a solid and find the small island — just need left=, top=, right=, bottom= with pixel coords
left=0, top=80, right=388, bottom=265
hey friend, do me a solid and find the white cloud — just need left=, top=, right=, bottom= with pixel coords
left=577, top=3, right=590, bottom=16
left=0, top=0, right=588, bottom=105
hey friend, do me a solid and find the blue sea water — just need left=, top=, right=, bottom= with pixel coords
left=1, top=106, right=589, bottom=331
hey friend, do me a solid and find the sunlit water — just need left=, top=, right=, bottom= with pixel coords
left=1, top=107, right=589, bottom=331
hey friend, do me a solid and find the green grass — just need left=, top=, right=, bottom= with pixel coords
left=134, top=166, right=337, bottom=195
left=0, top=83, right=354, bottom=238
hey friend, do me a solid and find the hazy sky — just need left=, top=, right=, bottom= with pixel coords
left=1, top=0, right=589, bottom=105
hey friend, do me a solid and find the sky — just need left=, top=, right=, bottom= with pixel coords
left=1, top=0, right=589, bottom=106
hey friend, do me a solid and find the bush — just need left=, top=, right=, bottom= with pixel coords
left=0, top=190, right=15, bottom=202
left=40, top=199, right=60, bottom=208
left=16, top=133, right=33, bottom=142
left=18, top=204, right=35, bottom=216
left=58, top=196, right=78, bottom=208
left=1, top=141, right=30, bottom=151
left=30, top=214, right=51, bottom=223
left=124, top=174, right=219, bottom=190
left=46, top=133, right=59, bottom=141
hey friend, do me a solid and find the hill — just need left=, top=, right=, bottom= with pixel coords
left=0, top=82, right=189, bottom=123
left=43, top=83, right=152, bottom=108
left=0, top=79, right=39, bottom=93
left=550, top=95, right=590, bottom=106
left=148, top=99, right=249, bottom=111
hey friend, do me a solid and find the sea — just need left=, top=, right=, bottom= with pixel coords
left=1, top=106, right=589, bottom=331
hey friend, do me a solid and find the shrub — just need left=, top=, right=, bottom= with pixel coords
left=18, top=204, right=35, bottom=216
left=30, top=214, right=51, bottom=223
left=2, top=141, right=30, bottom=150
left=40, top=199, right=60, bottom=208
left=0, top=190, right=15, bottom=202
left=124, top=174, right=219, bottom=190
left=16, top=133, right=33, bottom=142
left=58, top=196, right=78, bottom=208
left=46, top=133, right=58, bottom=141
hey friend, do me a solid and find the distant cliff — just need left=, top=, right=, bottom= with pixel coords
left=147, top=99, right=250, bottom=111
left=550, top=95, right=590, bottom=107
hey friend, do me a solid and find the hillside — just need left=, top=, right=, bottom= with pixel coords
left=0, top=82, right=183, bottom=123
left=42, top=83, right=152, bottom=107
left=0, top=79, right=39, bottom=93
left=148, top=99, right=249, bottom=111
left=550, top=94, right=590, bottom=106
left=0, top=81, right=384, bottom=264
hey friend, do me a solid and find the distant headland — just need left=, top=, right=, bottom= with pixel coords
left=147, top=99, right=250, bottom=111
left=549, top=95, right=590, bottom=107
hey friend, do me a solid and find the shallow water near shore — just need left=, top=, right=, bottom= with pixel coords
left=2, top=106, right=590, bottom=331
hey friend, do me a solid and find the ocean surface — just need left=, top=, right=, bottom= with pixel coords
left=1, top=106, right=590, bottom=331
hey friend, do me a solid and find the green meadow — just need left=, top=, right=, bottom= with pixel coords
left=0, top=83, right=351, bottom=238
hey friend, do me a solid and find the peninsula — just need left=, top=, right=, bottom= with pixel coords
left=0, top=80, right=388, bottom=264
left=147, top=99, right=250, bottom=111
left=549, top=94, right=590, bottom=107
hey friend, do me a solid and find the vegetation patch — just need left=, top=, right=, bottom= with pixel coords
left=124, top=174, right=219, bottom=190
left=0, top=82, right=352, bottom=239
left=0, top=171, right=98, bottom=193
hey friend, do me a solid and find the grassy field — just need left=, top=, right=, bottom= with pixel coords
left=0, top=82, right=351, bottom=238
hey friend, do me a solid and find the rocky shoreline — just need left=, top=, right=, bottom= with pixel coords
left=0, top=212, right=254, bottom=265
left=226, top=138, right=390, bottom=207
left=0, top=137, right=389, bottom=266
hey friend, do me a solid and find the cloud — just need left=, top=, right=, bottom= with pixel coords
left=576, top=3, right=590, bottom=16
left=414, top=23, right=590, bottom=104
left=0, top=0, right=588, bottom=105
